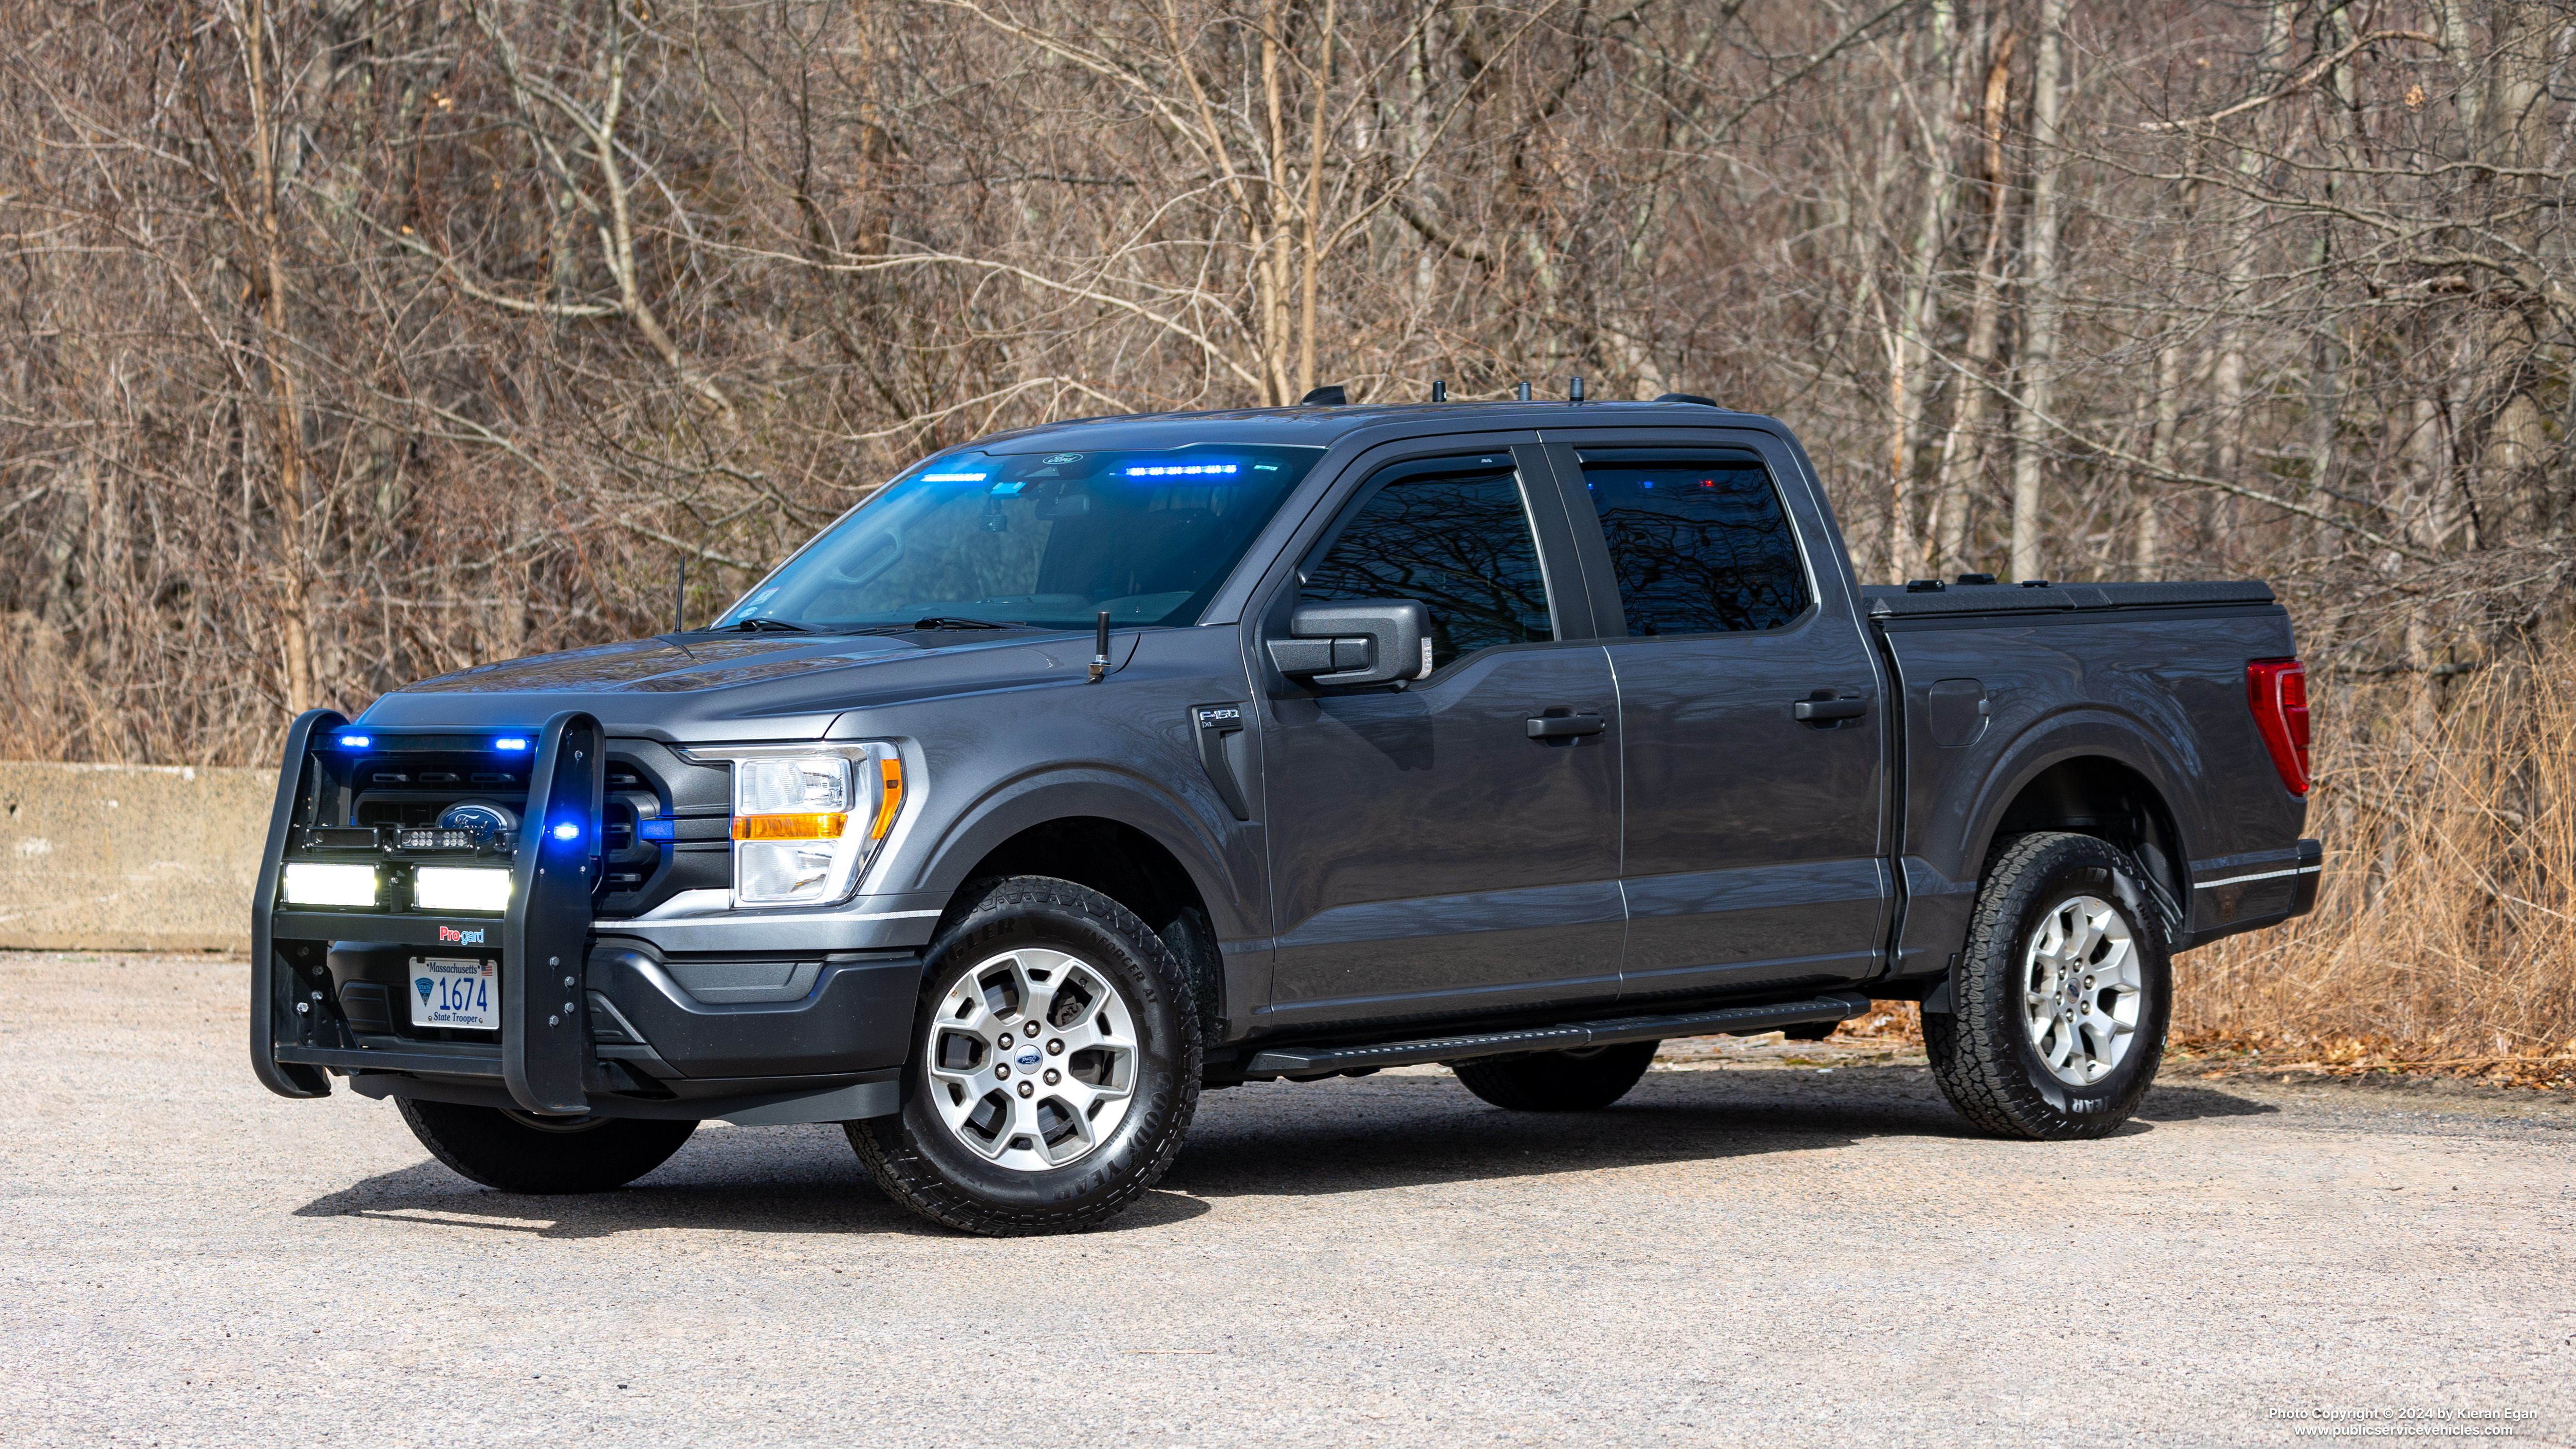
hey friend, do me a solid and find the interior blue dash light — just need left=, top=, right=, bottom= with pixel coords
left=638, top=819, right=676, bottom=842
left=337, top=734, right=371, bottom=748
left=552, top=822, right=580, bottom=842
left=494, top=737, right=529, bottom=752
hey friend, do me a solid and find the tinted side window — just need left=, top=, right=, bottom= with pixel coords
left=1302, top=466, right=1553, bottom=670
left=1579, top=456, right=1810, bottom=635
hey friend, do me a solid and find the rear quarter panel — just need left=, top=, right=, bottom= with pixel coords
left=1881, top=606, right=2305, bottom=974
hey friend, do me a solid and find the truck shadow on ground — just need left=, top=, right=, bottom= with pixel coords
left=286, top=1070, right=2275, bottom=1237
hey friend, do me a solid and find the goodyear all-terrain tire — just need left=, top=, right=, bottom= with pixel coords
left=1452, top=1040, right=1658, bottom=1111
left=1925, top=831, right=2172, bottom=1140
left=846, top=876, right=1201, bottom=1236
left=397, top=1099, right=697, bottom=1193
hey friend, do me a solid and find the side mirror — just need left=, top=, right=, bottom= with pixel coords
left=1267, top=600, right=1433, bottom=688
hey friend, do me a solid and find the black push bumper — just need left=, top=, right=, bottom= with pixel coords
left=251, top=709, right=914, bottom=1124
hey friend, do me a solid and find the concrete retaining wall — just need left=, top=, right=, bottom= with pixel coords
left=0, top=761, right=271, bottom=952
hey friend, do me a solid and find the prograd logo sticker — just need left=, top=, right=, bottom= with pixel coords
left=437, top=925, right=487, bottom=945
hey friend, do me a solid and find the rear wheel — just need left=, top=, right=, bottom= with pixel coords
left=1925, top=831, right=2171, bottom=1140
left=397, top=1099, right=697, bottom=1193
left=1453, top=1041, right=1658, bottom=1111
left=847, top=876, right=1201, bottom=1236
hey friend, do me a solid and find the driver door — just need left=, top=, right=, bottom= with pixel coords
left=1253, top=445, right=1624, bottom=1030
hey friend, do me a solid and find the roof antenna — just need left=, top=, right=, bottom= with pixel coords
left=1431, top=379, right=1448, bottom=402
left=673, top=556, right=687, bottom=632
left=1569, top=375, right=1585, bottom=403
left=1087, top=609, right=1110, bottom=684
left=1515, top=380, right=1532, bottom=401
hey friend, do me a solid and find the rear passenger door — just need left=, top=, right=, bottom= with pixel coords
left=1542, top=433, right=1889, bottom=1001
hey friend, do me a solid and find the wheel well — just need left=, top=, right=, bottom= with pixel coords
left=1988, top=756, right=2188, bottom=920
left=952, top=818, right=1224, bottom=1038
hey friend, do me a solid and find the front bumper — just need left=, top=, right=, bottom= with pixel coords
left=252, top=709, right=918, bottom=1124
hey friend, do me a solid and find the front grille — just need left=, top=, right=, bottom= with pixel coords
left=598, top=740, right=731, bottom=918
left=285, top=736, right=730, bottom=919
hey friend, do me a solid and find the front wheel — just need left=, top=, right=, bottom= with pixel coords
left=1925, top=831, right=2172, bottom=1140
left=1453, top=1041, right=1658, bottom=1111
left=397, top=1099, right=698, bottom=1193
left=847, top=876, right=1201, bottom=1236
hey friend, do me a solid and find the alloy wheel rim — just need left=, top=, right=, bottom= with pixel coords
left=923, top=947, right=1139, bottom=1172
left=2021, top=894, right=2142, bottom=1087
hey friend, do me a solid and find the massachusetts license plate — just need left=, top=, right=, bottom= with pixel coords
left=409, top=956, right=498, bottom=1030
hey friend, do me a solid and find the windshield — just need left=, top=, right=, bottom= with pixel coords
left=717, top=444, right=1322, bottom=632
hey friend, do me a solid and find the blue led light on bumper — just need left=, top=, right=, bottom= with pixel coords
left=551, top=822, right=580, bottom=842
left=637, top=819, right=676, bottom=842
left=337, top=734, right=371, bottom=748
left=494, top=737, right=529, bottom=752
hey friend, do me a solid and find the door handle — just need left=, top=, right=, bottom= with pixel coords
left=1793, top=694, right=1867, bottom=722
left=1526, top=712, right=1607, bottom=740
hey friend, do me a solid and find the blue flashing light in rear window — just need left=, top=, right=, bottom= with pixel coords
left=494, top=737, right=529, bottom=752
left=921, top=472, right=989, bottom=482
left=637, top=819, right=676, bottom=842
left=1123, top=463, right=1240, bottom=477
left=552, top=822, right=581, bottom=842
left=337, top=734, right=371, bottom=748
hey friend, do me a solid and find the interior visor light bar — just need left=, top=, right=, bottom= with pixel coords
left=1123, top=463, right=1238, bottom=477
left=921, top=472, right=988, bottom=482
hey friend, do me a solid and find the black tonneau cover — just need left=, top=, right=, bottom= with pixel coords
left=1860, top=580, right=2275, bottom=618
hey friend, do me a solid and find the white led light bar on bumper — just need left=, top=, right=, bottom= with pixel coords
left=414, top=866, right=512, bottom=913
left=281, top=862, right=379, bottom=907
left=683, top=742, right=907, bottom=907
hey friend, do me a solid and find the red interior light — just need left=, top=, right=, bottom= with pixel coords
left=2247, top=658, right=2310, bottom=794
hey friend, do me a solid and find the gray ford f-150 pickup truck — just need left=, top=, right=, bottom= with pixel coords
left=250, top=396, right=2321, bottom=1235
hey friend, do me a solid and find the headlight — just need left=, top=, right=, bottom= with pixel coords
left=281, top=862, right=378, bottom=907
left=415, top=866, right=512, bottom=913
left=694, top=744, right=905, bottom=907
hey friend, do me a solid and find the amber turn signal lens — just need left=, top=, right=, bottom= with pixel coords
left=871, top=757, right=904, bottom=840
left=732, top=811, right=849, bottom=841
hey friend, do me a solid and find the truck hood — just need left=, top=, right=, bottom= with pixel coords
left=354, top=629, right=1127, bottom=741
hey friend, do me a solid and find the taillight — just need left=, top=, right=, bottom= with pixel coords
left=2247, top=658, right=2310, bottom=795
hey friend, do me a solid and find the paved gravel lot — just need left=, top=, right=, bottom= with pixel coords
left=5, top=951, right=2571, bottom=1447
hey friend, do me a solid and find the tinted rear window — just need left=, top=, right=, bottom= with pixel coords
left=1577, top=455, right=1809, bottom=635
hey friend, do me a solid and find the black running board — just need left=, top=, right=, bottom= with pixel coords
left=1241, top=992, right=1873, bottom=1079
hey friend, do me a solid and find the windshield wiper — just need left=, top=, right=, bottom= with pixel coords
left=911, top=616, right=1023, bottom=630
left=732, top=617, right=812, bottom=633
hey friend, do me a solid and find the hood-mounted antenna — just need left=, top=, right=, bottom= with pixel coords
left=673, top=556, right=687, bottom=631
left=1431, top=379, right=1448, bottom=402
left=1515, top=380, right=1532, bottom=401
left=1088, top=609, right=1111, bottom=684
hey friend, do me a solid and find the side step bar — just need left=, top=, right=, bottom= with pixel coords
left=1242, top=992, right=1873, bottom=1080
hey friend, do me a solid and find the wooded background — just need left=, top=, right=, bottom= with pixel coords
left=4, top=0, right=2573, bottom=1057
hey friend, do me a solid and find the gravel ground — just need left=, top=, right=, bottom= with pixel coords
left=4, top=951, right=2571, bottom=1448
